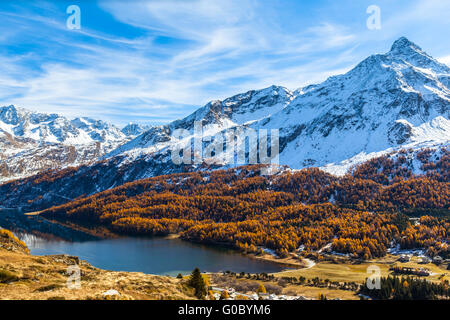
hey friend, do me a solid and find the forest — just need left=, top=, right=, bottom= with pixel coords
left=41, top=147, right=449, bottom=259
left=359, top=275, right=450, bottom=300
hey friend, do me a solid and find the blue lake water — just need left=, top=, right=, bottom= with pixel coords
left=1, top=209, right=285, bottom=275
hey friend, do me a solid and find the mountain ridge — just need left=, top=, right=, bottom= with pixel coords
left=0, top=105, right=146, bottom=182
left=106, top=37, right=449, bottom=173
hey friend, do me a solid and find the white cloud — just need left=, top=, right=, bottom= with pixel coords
left=1, top=0, right=448, bottom=126
left=0, top=1, right=362, bottom=126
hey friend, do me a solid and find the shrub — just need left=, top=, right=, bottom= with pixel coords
left=256, top=284, right=266, bottom=294
left=34, top=283, right=63, bottom=292
left=0, top=269, right=19, bottom=283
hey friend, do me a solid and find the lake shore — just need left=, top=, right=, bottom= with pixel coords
left=28, top=211, right=304, bottom=270
left=248, top=252, right=306, bottom=269
left=0, top=234, right=195, bottom=300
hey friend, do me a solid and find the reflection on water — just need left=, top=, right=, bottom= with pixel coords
left=16, top=232, right=49, bottom=249
left=0, top=208, right=97, bottom=242
left=1, top=210, right=285, bottom=275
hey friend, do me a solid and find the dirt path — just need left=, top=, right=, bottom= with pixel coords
left=302, top=258, right=316, bottom=269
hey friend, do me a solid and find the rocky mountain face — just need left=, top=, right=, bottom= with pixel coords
left=121, top=123, right=152, bottom=137
left=107, top=85, right=293, bottom=158
left=0, top=105, right=140, bottom=182
left=258, top=37, right=449, bottom=173
left=0, top=37, right=448, bottom=209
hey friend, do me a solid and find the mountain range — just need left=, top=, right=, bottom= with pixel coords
left=0, top=37, right=448, bottom=209
left=106, top=37, right=449, bottom=174
left=0, top=105, right=149, bottom=181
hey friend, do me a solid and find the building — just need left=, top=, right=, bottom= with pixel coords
left=420, top=257, right=431, bottom=264
left=433, top=256, right=443, bottom=265
left=398, top=254, right=411, bottom=262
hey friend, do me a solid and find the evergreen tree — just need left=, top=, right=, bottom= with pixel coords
left=188, top=267, right=207, bottom=299
left=360, top=275, right=449, bottom=300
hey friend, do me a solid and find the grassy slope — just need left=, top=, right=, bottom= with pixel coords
left=275, top=255, right=449, bottom=284
left=0, top=231, right=194, bottom=300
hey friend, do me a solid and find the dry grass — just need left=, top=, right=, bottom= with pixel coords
left=210, top=273, right=359, bottom=300
left=282, top=284, right=359, bottom=300
left=0, top=229, right=29, bottom=254
left=0, top=248, right=195, bottom=300
left=274, top=254, right=449, bottom=284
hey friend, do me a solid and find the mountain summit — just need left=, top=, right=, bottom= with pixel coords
left=249, top=37, right=449, bottom=173
left=105, top=37, right=449, bottom=174
left=0, top=106, right=141, bottom=181
left=389, top=36, right=423, bottom=55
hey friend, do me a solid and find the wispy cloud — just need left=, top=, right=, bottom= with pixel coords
left=0, top=0, right=448, bottom=126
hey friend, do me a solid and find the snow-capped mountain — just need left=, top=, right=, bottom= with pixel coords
left=108, top=85, right=293, bottom=158
left=0, top=105, right=127, bottom=144
left=107, top=37, right=449, bottom=172
left=121, top=123, right=152, bottom=137
left=0, top=37, right=448, bottom=208
left=256, top=37, right=449, bottom=172
left=0, top=105, right=139, bottom=182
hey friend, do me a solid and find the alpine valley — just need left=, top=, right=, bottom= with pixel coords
left=1, top=37, right=450, bottom=302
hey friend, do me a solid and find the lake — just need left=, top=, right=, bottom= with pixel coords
left=0, top=209, right=285, bottom=276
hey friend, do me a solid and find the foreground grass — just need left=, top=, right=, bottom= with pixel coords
left=0, top=247, right=195, bottom=300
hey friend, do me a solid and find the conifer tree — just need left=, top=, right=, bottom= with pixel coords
left=188, top=267, right=207, bottom=299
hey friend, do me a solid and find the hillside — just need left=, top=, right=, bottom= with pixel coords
left=39, top=148, right=449, bottom=260
left=0, top=228, right=194, bottom=300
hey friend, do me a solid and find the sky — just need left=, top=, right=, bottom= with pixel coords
left=0, top=0, right=449, bottom=127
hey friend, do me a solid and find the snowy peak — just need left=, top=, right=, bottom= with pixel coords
left=389, top=37, right=424, bottom=57
left=121, top=123, right=152, bottom=137
left=0, top=105, right=23, bottom=125
left=109, top=85, right=294, bottom=157
left=250, top=37, right=450, bottom=169
left=70, top=117, right=125, bottom=142
left=386, top=37, right=449, bottom=74
left=346, top=37, right=448, bottom=83
left=0, top=105, right=57, bottom=126
left=0, top=105, right=126, bottom=145
left=0, top=105, right=134, bottom=182
left=180, top=85, right=293, bottom=128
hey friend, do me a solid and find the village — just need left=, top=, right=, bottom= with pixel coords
left=196, top=247, right=450, bottom=301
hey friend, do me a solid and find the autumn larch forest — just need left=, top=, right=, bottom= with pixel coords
left=41, top=148, right=449, bottom=260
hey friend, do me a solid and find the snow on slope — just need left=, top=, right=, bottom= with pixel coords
left=104, top=37, right=449, bottom=176
left=0, top=105, right=142, bottom=182
left=106, top=85, right=294, bottom=159
left=0, top=105, right=126, bottom=145
left=252, top=37, right=450, bottom=171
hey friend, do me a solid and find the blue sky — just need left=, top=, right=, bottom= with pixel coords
left=0, top=0, right=449, bottom=127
